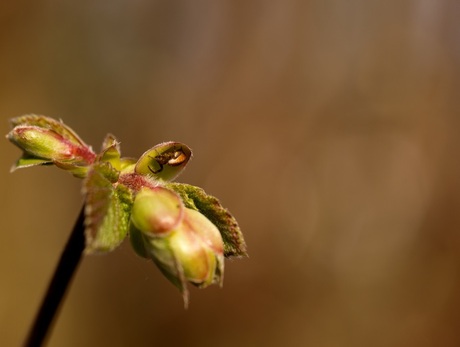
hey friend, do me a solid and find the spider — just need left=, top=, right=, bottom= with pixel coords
left=148, top=148, right=187, bottom=174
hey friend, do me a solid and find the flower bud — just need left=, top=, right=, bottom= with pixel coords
left=168, top=208, right=224, bottom=287
left=129, top=188, right=225, bottom=304
left=7, top=126, right=76, bottom=162
left=130, top=187, right=184, bottom=235
left=7, top=115, right=96, bottom=177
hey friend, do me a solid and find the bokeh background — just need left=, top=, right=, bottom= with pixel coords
left=1, top=1, right=460, bottom=346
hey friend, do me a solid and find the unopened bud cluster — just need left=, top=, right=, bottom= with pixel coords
left=6, top=115, right=246, bottom=306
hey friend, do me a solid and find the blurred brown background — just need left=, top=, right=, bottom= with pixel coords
left=1, top=1, right=460, bottom=346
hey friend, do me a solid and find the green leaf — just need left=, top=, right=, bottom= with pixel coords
left=83, top=162, right=133, bottom=253
left=135, top=142, right=192, bottom=181
left=99, top=134, right=122, bottom=171
left=11, top=153, right=53, bottom=172
left=165, top=182, right=247, bottom=258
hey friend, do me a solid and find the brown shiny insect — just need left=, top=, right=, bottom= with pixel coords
left=148, top=148, right=187, bottom=174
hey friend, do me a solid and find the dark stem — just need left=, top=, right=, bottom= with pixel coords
left=24, top=206, right=86, bottom=347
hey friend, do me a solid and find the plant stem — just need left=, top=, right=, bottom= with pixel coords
left=24, top=206, right=86, bottom=347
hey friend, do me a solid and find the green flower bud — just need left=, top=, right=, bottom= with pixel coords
left=7, top=126, right=76, bottom=162
left=10, top=114, right=88, bottom=148
left=168, top=208, right=224, bottom=288
left=6, top=115, right=96, bottom=177
left=130, top=199, right=224, bottom=305
left=130, top=187, right=184, bottom=235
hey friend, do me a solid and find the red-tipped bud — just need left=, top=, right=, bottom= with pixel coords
left=6, top=115, right=96, bottom=177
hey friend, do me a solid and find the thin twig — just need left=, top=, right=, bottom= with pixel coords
left=24, top=206, right=86, bottom=347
